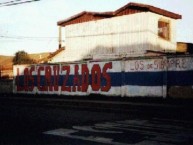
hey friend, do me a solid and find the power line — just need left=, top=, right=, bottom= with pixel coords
left=0, top=35, right=66, bottom=42
left=0, top=35, right=58, bottom=39
left=0, top=0, right=40, bottom=7
left=0, top=0, right=23, bottom=5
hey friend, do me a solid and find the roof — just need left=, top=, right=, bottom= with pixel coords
left=115, top=2, right=181, bottom=19
left=45, top=48, right=65, bottom=62
left=57, top=11, right=113, bottom=26
left=58, top=2, right=182, bottom=27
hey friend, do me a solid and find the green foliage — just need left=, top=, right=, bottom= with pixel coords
left=13, top=51, right=36, bottom=65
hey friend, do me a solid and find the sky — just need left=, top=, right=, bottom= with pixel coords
left=0, top=0, right=193, bottom=56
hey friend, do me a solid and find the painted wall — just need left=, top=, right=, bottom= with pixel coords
left=13, top=55, right=193, bottom=98
left=58, top=12, right=178, bottom=62
left=147, top=12, right=177, bottom=53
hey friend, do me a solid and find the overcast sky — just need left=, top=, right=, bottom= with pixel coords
left=0, top=0, right=192, bottom=56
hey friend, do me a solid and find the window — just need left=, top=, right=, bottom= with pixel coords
left=158, top=20, right=170, bottom=40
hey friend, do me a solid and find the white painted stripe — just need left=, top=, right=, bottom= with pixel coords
left=44, top=118, right=193, bottom=145
left=90, top=86, right=121, bottom=96
left=125, top=86, right=163, bottom=97
left=95, top=122, right=181, bottom=137
left=73, top=126, right=122, bottom=133
left=44, top=128, right=129, bottom=145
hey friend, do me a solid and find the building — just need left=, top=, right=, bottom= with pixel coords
left=55, top=2, right=181, bottom=62
left=176, top=42, right=193, bottom=54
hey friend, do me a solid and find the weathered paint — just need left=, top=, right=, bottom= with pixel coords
left=13, top=55, right=193, bottom=98
left=124, top=57, right=166, bottom=97
left=55, top=12, right=178, bottom=63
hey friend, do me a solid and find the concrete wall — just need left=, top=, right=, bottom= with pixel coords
left=13, top=55, right=193, bottom=98
left=58, top=12, right=178, bottom=62
left=0, top=80, right=13, bottom=94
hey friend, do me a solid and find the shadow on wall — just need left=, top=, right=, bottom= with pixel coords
left=72, top=42, right=177, bottom=62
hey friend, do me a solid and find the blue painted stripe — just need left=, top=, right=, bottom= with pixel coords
left=124, top=72, right=164, bottom=86
left=16, top=71, right=193, bottom=87
left=168, top=71, right=193, bottom=86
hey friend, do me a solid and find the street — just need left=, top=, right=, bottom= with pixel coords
left=0, top=95, right=193, bottom=145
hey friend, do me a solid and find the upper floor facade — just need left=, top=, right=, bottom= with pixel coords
left=56, top=2, right=181, bottom=62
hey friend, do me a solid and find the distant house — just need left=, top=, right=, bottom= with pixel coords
left=0, top=53, right=51, bottom=80
left=55, top=2, right=181, bottom=62
left=176, top=42, right=193, bottom=54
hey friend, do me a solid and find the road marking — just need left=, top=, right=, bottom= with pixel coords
left=44, top=119, right=193, bottom=145
left=44, top=128, right=129, bottom=145
left=73, top=125, right=123, bottom=133
left=44, top=128, right=77, bottom=135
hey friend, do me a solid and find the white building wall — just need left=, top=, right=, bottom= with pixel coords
left=59, top=12, right=177, bottom=62
left=147, top=12, right=177, bottom=53
left=49, top=50, right=66, bottom=63
left=62, top=12, right=149, bottom=62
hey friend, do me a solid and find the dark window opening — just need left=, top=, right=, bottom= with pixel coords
left=158, top=20, right=170, bottom=40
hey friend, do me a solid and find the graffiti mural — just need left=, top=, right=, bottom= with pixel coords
left=13, top=56, right=193, bottom=97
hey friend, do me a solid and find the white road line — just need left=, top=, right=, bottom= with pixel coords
left=44, top=128, right=131, bottom=145
left=73, top=126, right=123, bottom=133
left=95, top=122, right=193, bottom=140
left=44, top=119, right=193, bottom=145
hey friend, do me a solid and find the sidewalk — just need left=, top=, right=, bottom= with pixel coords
left=1, top=94, right=193, bottom=117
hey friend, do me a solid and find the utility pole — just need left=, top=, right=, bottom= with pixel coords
left=0, top=65, right=2, bottom=80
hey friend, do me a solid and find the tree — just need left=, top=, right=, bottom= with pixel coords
left=13, top=51, right=36, bottom=65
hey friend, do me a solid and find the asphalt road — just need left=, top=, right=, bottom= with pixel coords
left=0, top=95, right=193, bottom=145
